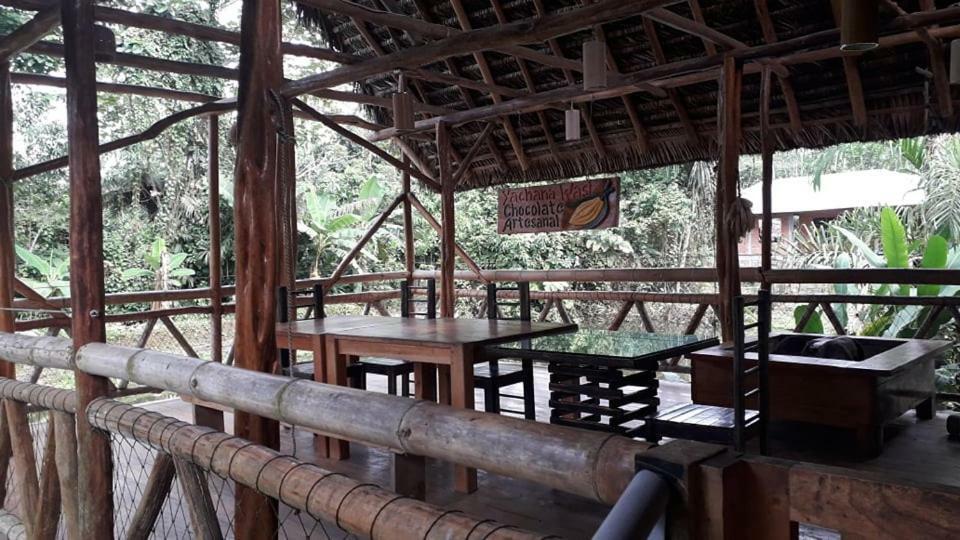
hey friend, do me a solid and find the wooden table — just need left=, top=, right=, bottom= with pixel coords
left=276, top=315, right=576, bottom=493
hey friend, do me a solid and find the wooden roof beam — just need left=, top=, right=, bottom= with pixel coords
left=642, top=17, right=701, bottom=145
left=367, top=11, right=960, bottom=140
left=0, top=7, right=58, bottom=62
left=585, top=0, right=651, bottom=153
left=0, top=0, right=355, bottom=63
left=409, top=0, right=509, bottom=172
left=281, top=0, right=680, bottom=97
left=887, top=0, right=952, bottom=117
left=453, top=122, right=494, bottom=186
left=644, top=8, right=746, bottom=50
left=534, top=0, right=607, bottom=159
left=753, top=0, right=804, bottom=133
left=299, top=0, right=588, bottom=74
left=448, top=0, right=529, bottom=170
left=686, top=0, right=717, bottom=55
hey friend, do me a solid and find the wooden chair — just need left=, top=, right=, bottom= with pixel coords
left=475, top=282, right=536, bottom=419
left=647, top=289, right=770, bottom=453
left=348, top=279, right=434, bottom=397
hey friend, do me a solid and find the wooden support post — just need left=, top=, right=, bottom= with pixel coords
left=716, top=55, right=744, bottom=342
left=402, top=158, right=415, bottom=277
left=126, top=452, right=175, bottom=539
left=34, top=413, right=61, bottom=540
left=197, top=114, right=225, bottom=431
left=760, top=67, right=774, bottom=277
left=208, top=115, right=223, bottom=364
left=173, top=457, right=223, bottom=540
left=61, top=0, right=114, bottom=536
left=608, top=301, right=635, bottom=331
left=232, top=0, right=282, bottom=537
left=0, top=62, right=15, bottom=366
left=52, top=411, right=79, bottom=540
left=438, top=122, right=456, bottom=318
left=393, top=453, right=426, bottom=500
left=0, top=407, right=10, bottom=506
left=6, top=400, right=38, bottom=537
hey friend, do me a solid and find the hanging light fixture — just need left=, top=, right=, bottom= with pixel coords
left=393, top=92, right=413, bottom=131
left=565, top=107, right=581, bottom=141
left=840, top=0, right=879, bottom=53
left=393, top=73, right=414, bottom=131
left=582, top=39, right=607, bottom=90
left=951, top=40, right=960, bottom=86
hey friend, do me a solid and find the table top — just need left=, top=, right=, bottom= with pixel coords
left=486, top=329, right=719, bottom=368
left=277, top=316, right=577, bottom=347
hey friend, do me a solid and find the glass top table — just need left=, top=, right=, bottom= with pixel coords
left=484, top=328, right=719, bottom=369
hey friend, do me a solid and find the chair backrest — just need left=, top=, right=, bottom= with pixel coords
left=277, top=284, right=325, bottom=324
left=401, top=278, right=436, bottom=319
left=732, top=288, right=771, bottom=454
left=486, top=282, right=531, bottom=322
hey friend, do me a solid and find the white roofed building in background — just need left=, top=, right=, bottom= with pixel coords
left=738, top=169, right=923, bottom=264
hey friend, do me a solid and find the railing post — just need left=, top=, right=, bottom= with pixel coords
left=61, top=0, right=114, bottom=537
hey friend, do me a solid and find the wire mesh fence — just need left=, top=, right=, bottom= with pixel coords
left=108, top=429, right=356, bottom=539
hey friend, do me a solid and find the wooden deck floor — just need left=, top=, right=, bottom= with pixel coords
left=142, top=364, right=960, bottom=538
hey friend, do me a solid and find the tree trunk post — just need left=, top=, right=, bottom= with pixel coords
left=402, top=157, right=415, bottom=277
left=760, top=66, right=774, bottom=277
left=232, top=0, right=283, bottom=537
left=716, top=55, right=743, bottom=341
left=438, top=122, right=456, bottom=317
left=61, top=0, right=115, bottom=536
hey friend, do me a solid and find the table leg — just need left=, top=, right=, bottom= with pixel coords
left=450, top=346, right=477, bottom=493
left=324, top=335, right=350, bottom=460
left=311, top=335, right=330, bottom=459
left=437, top=365, right=452, bottom=406
left=415, top=364, right=437, bottom=402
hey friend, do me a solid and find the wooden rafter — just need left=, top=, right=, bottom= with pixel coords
left=490, top=0, right=561, bottom=158
left=281, top=0, right=678, bottom=97
left=0, top=7, right=58, bottom=62
left=687, top=0, right=717, bottom=55
left=886, top=0, right=952, bottom=118
left=453, top=122, right=494, bottom=186
left=829, top=0, right=868, bottom=127
left=644, top=8, right=747, bottom=50
left=2, top=0, right=354, bottom=63
left=448, top=0, right=530, bottom=170
left=409, top=0, right=510, bottom=172
left=533, top=0, right=607, bottom=159
left=642, top=17, right=701, bottom=145
left=591, top=19, right=652, bottom=153
left=367, top=9, right=960, bottom=141
left=753, top=0, right=804, bottom=133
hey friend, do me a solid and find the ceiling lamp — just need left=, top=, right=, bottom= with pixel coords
left=392, top=91, right=413, bottom=131
left=565, top=108, right=581, bottom=141
left=951, top=40, right=960, bottom=85
left=840, top=0, right=879, bottom=53
left=582, top=40, right=607, bottom=90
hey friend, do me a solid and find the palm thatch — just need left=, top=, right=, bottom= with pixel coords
left=294, top=0, right=959, bottom=191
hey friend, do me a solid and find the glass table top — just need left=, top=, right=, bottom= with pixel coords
left=493, top=328, right=715, bottom=360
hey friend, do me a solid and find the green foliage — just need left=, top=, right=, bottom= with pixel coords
left=15, top=245, right=69, bottom=298
left=793, top=306, right=824, bottom=333
left=121, top=237, right=196, bottom=289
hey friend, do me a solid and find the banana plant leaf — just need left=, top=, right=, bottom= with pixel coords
left=793, top=306, right=824, bottom=333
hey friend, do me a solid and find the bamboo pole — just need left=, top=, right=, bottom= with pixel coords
left=61, top=0, right=114, bottom=536
left=88, top=399, right=545, bottom=540
left=57, top=340, right=649, bottom=505
left=232, top=0, right=283, bottom=536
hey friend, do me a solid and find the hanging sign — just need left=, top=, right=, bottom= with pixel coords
left=497, top=177, right=620, bottom=235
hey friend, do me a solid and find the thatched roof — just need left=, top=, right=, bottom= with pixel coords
left=295, top=1, right=959, bottom=190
